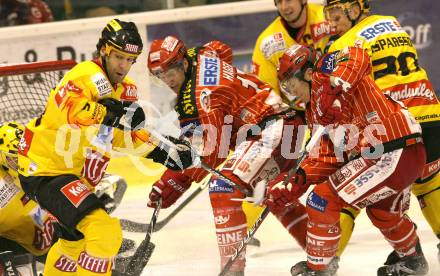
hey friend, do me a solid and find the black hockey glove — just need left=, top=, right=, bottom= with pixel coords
left=146, top=136, right=195, bottom=171
left=118, top=101, right=146, bottom=131
left=98, top=98, right=124, bottom=128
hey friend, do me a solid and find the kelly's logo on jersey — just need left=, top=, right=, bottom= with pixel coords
left=18, top=128, right=33, bottom=157
left=61, top=180, right=92, bottom=208
left=120, top=83, right=138, bottom=101
left=199, top=56, right=220, bottom=86
left=358, top=19, right=405, bottom=41
left=311, top=22, right=332, bottom=41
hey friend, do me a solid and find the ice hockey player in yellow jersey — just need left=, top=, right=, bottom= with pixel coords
left=0, top=121, right=134, bottom=275
left=17, top=19, right=194, bottom=276
left=252, top=0, right=335, bottom=96
left=324, top=0, right=440, bottom=272
left=0, top=122, right=55, bottom=275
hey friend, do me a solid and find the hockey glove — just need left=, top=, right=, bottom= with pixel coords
left=316, top=80, right=344, bottom=125
left=118, top=101, right=146, bottom=131
left=148, top=169, right=192, bottom=208
left=146, top=136, right=194, bottom=171
left=98, top=98, right=125, bottom=128
left=265, top=169, right=308, bottom=212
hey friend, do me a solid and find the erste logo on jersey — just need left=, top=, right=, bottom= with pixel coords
left=61, top=180, right=92, bottom=208
left=261, top=32, right=286, bottom=60
left=92, top=73, right=112, bottom=98
left=358, top=19, right=405, bottom=41
left=199, top=56, right=220, bottom=86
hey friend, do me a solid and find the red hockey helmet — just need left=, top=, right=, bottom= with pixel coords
left=147, top=36, right=187, bottom=75
left=278, top=44, right=316, bottom=82
left=277, top=44, right=316, bottom=102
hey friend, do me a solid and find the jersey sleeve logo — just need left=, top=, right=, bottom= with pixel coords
left=261, top=32, right=286, bottom=60
left=120, top=83, right=138, bottom=101
left=18, top=127, right=33, bottom=157
left=319, top=51, right=339, bottom=74
left=60, top=179, right=92, bottom=208
left=92, top=73, right=112, bottom=98
left=54, top=80, right=82, bottom=108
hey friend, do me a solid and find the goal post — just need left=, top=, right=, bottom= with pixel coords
left=0, top=60, right=77, bottom=125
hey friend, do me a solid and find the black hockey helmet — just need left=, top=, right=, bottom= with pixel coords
left=97, top=19, right=143, bottom=58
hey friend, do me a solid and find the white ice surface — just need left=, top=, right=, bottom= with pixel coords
left=113, top=185, right=440, bottom=276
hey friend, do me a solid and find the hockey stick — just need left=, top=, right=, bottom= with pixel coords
left=123, top=198, right=162, bottom=276
left=120, top=180, right=209, bottom=233
left=147, top=128, right=252, bottom=197
left=218, top=206, right=270, bottom=276
left=281, top=125, right=326, bottom=185
left=218, top=126, right=327, bottom=276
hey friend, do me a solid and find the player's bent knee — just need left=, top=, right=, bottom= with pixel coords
left=366, top=207, right=401, bottom=230
left=209, top=178, right=244, bottom=209
left=76, top=208, right=122, bottom=258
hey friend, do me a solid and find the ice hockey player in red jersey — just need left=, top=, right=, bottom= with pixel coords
left=269, top=44, right=428, bottom=275
left=147, top=36, right=310, bottom=275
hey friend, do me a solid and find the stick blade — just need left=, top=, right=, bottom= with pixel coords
left=124, top=242, right=156, bottom=276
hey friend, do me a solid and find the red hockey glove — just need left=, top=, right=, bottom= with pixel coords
left=265, top=169, right=308, bottom=212
left=148, top=169, right=192, bottom=208
left=316, top=80, right=344, bottom=125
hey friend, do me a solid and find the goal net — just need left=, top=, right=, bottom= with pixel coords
left=0, top=60, right=77, bottom=125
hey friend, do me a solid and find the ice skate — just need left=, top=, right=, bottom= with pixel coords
left=378, top=242, right=428, bottom=276
left=291, top=260, right=335, bottom=276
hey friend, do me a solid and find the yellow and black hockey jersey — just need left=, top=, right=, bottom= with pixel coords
left=328, top=15, right=440, bottom=126
left=0, top=168, right=53, bottom=256
left=17, top=60, right=155, bottom=186
left=252, top=3, right=334, bottom=94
